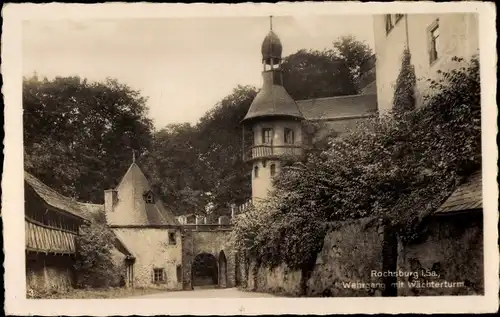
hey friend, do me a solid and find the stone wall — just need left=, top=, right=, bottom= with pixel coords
left=243, top=211, right=484, bottom=297
left=26, top=253, right=75, bottom=292
left=113, top=228, right=183, bottom=289
left=307, top=217, right=387, bottom=297
left=244, top=217, right=388, bottom=297
left=247, top=262, right=302, bottom=296
left=397, top=211, right=483, bottom=296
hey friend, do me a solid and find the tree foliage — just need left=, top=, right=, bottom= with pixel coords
left=23, top=75, right=154, bottom=203
left=230, top=56, right=481, bottom=270
left=331, top=35, right=375, bottom=90
left=74, top=216, right=125, bottom=288
left=142, top=85, right=257, bottom=215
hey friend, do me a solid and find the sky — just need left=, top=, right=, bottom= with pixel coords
left=23, top=16, right=375, bottom=129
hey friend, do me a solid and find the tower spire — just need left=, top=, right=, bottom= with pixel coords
left=132, top=150, right=136, bottom=163
left=270, top=15, right=273, bottom=31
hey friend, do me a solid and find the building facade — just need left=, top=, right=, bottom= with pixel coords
left=373, top=13, right=479, bottom=114
left=104, top=161, right=235, bottom=290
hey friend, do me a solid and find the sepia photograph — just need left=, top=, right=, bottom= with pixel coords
left=2, top=2, right=498, bottom=315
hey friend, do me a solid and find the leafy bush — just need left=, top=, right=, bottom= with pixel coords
left=74, top=215, right=125, bottom=288
left=230, top=55, right=480, bottom=270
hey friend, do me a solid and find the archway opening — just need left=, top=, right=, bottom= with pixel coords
left=219, top=251, right=228, bottom=288
left=192, top=253, right=218, bottom=287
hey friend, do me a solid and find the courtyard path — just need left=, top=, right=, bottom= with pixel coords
left=127, top=287, right=277, bottom=298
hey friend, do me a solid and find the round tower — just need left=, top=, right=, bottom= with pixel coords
left=241, top=16, right=304, bottom=203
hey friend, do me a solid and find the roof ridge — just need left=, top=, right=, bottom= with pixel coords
left=297, top=94, right=374, bottom=103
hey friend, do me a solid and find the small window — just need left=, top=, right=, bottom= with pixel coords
left=176, top=265, right=182, bottom=282
left=284, top=128, right=295, bottom=144
left=145, top=192, right=154, bottom=204
left=270, top=164, right=276, bottom=177
left=395, top=14, right=404, bottom=23
left=262, top=128, right=273, bottom=144
left=254, top=166, right=259, bottom=178
left=169, top=232, right=176, bottom=245
left=429, top=21, right=440, bottom=64
left=385, top=14, right=394, bottom=34
left=153, top=268, right=165, bottom=283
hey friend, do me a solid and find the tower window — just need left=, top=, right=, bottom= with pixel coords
left=385, top=14, right=394, bottom=34
left=144, top=191, right=155, bottom=204
left=169, top=232, right=176, bottom=245
left=254, top=166, right=259, bottom=178
left=429, top=21, right=440, bottom=64
left=270, top=164, right=276, bottom=177
left=262, top=128, right=273, bottom=144
left=153, top=268, right=166, bottom=284
left=284, top=128, right=295, bottom=144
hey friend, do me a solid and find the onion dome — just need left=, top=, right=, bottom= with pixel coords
left=261, top=30, right=282, bottom=65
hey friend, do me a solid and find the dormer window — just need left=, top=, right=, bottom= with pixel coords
left=144, top=191, right=155, bottom=204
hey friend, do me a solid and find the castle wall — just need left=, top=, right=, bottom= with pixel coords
left=113, top=228, right=183, bottom=289
left=396, top=212, right=483, bottom=296
left=244, top=217, right=390, bottom=297
left=190, top=230, right=236, bottom=288
left=374, top=13, right=479, bottom=115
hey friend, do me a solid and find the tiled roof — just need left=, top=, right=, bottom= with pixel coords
left=243, top=71, right=304, bottom=122
left=436, top=170, right=482, bottom=214
left=297, top=94, right=378, bottom=121
left=24, top=172, right=91, bottom=220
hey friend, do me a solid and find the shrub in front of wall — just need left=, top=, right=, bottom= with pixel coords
left=74, top=218, right=125, bottom=288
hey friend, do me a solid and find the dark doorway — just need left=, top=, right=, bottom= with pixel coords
left=219, top=251, right=228, bottom=288
left=192, top=253, right=218, bottom=287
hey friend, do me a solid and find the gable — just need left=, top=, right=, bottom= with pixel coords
left=109, top=163, right=178, bottom=226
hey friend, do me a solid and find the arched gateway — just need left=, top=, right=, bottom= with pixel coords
left=191, top=253, right=218, bottom=287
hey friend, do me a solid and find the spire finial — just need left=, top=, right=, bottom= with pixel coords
left=132, top=150, right=136, bottom=163
left=270, top=15, right=273, bottom=31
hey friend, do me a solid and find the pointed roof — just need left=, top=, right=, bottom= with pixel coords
left=242, top=71, right=304, bottom=122
left=108, top=163, right=179, bottom=226
left=24, top=171, right=91, bottom=220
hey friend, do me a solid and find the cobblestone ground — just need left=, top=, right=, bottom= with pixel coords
left=127, top=287, right=277, bottom=298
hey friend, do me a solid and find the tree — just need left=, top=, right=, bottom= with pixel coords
left=281, top=49, right=357, bottom=100
left=74, top=216, right=125, bottom=288
left=331, top=35, right=374, bottom=91
left=143, top=85, right=257, bottom=216
left=23, top=75, right=154, bottom=203
left=392, top=48, right=417, bottom=116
